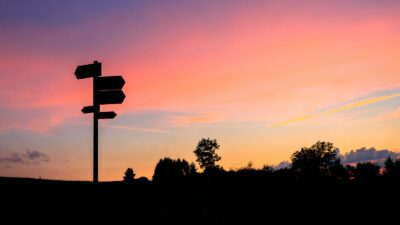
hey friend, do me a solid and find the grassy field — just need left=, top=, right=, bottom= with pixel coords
left=1, top=176, right=398, bottom=225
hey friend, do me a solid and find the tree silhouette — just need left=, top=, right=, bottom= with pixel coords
left=123, top=168, right=135, bottom=182
left=291, top=141, right=340, bottom=177
left=385, top=157, right=394, bottom=173
left=346, top=165, right=356, bottom=179
left=328, top=161, right=349, bottom=180
left=354, top=162, right=380, bottom=181
left=384, top=157, right=400, bottom=179
left=262, top=165, right=274, bottom=172
left=152, top=157, right=195, bottom=182
left=194, top=138, right=221, bottom=171
left=189, top=162, right=197, bottom=175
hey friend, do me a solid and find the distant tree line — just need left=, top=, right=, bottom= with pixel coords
left=123, top=139, right=400, bottom=185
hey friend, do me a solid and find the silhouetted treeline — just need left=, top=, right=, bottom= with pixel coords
left=125, top=140, right=400, bottom=187
left=3, top=139, right=400, bottom=225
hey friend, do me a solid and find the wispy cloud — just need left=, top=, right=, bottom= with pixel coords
left=101, top=124, right=169, bottom=133
left=171, top=113, right=218, bottom=126
left=0, top=149, right=50, bottom=165
left=72, top=120, right=169, bottom=133
left=273, top=93, right=400, bottom=126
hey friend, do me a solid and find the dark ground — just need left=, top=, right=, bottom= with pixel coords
left=1, top=176, right=399, bottom=225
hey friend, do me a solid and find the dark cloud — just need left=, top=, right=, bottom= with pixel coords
left=274, top=161, right=291, bottom=170
left=341, top=147, right=400, bottom=165
left=25, top=150, right=49, bottom=161
left=0, top=153, right=24, bottom=164
left=0, top=149, right=49, bottom=165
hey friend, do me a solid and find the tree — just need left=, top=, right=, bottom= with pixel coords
left=194, top=138, right=221, bottom=171
left=189, top=162, right=197, bottom=175
left=384, top=157, right=400, bottom=179
left=123, top=168, right=135, bottom=182
left=153, top=157, right=195, bottom=182
left=291, top=141, right=340, bottom=177
left=384, top=157, right=394, bottom=174
left=262, top=165, right=274, bottom=172
left=354, top=162, right=380, bottom=181
left=328, top=162, right=349, bottom=180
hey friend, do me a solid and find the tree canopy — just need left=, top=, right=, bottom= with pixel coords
left=153, top=157, right=196, bottom=182
left=354, top=162, right=380, bottom=181
left=123, top=168, right=135, bottom=182
left=194, top=138, right=221, bottom=171
left=291, top=141, right=341, bottom=177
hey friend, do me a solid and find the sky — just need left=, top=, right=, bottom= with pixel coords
left=1, top=0, right=400, bottom=181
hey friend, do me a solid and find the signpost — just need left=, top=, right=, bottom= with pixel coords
left=96, top=90, right=125, bottom=105
left=81, top=106, right=95, bottom=114
left=74, top=61, right=125, bottom=183
left=96, top=76, right=125, bottom=90
left=98, top=111, right=117, bottom=119
left=75, top=62, right=101, bottom=79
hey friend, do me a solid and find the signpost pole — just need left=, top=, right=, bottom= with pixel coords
left=75, top=60, right=124, bottom=183
left=93, top=61, right=100, bottom=183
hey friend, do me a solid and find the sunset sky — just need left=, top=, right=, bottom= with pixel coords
left=1, top=0, right=400, bottom=181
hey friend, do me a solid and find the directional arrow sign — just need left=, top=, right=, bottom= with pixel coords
left=75, top=62, right=101, bottom=79
left=81, top=106, right=95, bottom=114
left=98, top=111, right=117, bottom=119
left=96, top=90, right=125, bottom=105
left=96, top=76, right=125, bottom=90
